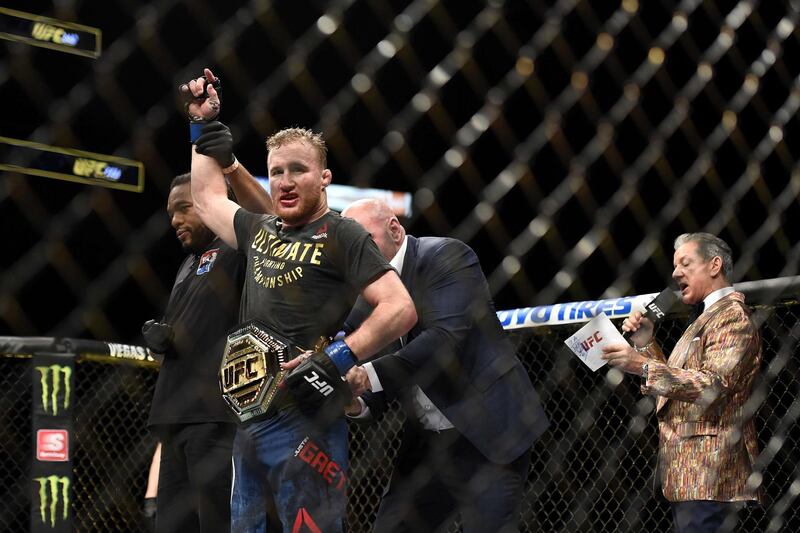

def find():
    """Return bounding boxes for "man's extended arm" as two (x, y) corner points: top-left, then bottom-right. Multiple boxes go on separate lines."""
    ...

(344, 390), (390, 420)
(641, 307), (760, 405)
(228, 163), (273, 214)
(344, 269), (416, 361)
(183, 68), (268, 246)
(191, 118), (272, 216)
(191, 147), (240, 249)
(368, 239), (481, 395)
(283, 257), (414, 407)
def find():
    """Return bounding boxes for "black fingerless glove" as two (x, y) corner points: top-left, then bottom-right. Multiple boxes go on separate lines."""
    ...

(141, 319), (174, 354)
(142, 496), (157, 531)
(284, 351), (351, 418)
(195, 120), (235, 168)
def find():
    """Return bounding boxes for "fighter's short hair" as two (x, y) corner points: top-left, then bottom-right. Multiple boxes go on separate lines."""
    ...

(674, 232), (733, 279)
(266, 127), (328, 169)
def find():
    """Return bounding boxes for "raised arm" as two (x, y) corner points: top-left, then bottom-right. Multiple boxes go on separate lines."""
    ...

(193, 120), (273, 216)
(190, 147), (239, 248)
(182, 67), (271, 243)
(228, 162), (273, 214)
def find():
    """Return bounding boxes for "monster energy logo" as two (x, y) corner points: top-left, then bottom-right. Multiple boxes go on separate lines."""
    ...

(34, 476), (70, 527)
(35, 365), (72, 415)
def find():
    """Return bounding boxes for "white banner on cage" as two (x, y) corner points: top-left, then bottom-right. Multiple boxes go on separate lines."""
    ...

(563, 314), (627, 371)
(497, 293), (658, 330)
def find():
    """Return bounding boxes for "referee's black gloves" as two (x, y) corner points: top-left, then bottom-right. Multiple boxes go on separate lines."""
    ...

(141, 319), (173, 354)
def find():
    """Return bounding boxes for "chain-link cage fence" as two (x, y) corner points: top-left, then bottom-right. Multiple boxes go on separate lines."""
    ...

(504, 302), (800, 533)
(348, 286), (800, 532)
(0, 349), (159, 532)
(1, 1), (798, 339)
(2, 0), (800, 531)
(0, 354), (30, 530)
(72, 358), (158, 531)
(2, 281), (799, 532)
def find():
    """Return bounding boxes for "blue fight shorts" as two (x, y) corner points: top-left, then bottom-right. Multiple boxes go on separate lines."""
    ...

(231, 407), (348, 533)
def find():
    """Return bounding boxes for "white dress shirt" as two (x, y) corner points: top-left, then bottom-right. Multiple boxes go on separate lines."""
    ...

(702, 286), (735, 311)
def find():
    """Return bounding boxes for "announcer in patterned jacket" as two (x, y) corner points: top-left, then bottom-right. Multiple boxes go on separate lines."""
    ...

(602, 232), (762, 533)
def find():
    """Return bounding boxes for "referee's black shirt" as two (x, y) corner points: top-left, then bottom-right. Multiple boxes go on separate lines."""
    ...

(148, 239), (243, 426)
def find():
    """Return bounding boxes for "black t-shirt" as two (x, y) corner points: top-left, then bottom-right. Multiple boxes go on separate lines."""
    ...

(233, 209), (391, 349)
(148, 239), (243, 426)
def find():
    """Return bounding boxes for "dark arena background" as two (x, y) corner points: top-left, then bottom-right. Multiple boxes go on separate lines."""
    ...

(1, 1), (799, 532)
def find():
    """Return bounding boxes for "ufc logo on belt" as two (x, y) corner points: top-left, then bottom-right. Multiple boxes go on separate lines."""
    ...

(304, 371), (334, 396)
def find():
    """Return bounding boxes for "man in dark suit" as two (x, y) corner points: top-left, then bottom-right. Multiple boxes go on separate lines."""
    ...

(341, 199), (550, 533)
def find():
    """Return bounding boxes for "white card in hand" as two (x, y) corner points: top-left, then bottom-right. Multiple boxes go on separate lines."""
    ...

(564, 313), (628, 371)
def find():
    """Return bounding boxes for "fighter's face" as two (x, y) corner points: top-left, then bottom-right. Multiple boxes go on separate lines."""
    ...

(672, 241), (716, 305)
(267, 141), (331, 227)
(167, 183), (215, 253)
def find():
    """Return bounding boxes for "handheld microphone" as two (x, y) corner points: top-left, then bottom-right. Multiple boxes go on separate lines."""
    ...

(622, 287), (680, 341)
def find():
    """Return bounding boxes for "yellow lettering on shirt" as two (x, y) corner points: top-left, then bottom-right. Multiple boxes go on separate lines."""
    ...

(309, 244), (324, 265)
(252, 229), (267, 253)
(257, 266), (303, 289)
(284, 242), (301, 261)
(250, 225), (324, 289)
(298, 243), (313, 262)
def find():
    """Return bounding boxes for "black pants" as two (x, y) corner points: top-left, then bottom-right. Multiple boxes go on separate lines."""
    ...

(373, 425), (531, 533)
(154, 422), (237, 533)
(671, 500), (744, 533)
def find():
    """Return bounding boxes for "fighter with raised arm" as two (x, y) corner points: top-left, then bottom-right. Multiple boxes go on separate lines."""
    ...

(185, 69), (416, 532)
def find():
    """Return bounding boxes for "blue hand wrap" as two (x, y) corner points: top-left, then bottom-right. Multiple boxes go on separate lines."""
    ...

(189, 122), (205, 143)
(324, 340), (357, 375)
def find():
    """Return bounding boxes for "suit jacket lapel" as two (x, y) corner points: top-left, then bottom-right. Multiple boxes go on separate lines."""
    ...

(398, 236), (419, 345)
(668, 296), (743, 369)
(666, 316), (708, 369)
(401, 236), (418, 288)
(656, 293), (742, 413)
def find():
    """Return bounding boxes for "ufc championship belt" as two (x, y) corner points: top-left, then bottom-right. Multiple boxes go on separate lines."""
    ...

(219, 321), (297, 423)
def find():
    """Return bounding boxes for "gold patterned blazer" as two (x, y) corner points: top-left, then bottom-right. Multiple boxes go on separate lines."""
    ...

(640, 291), (762, 503)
